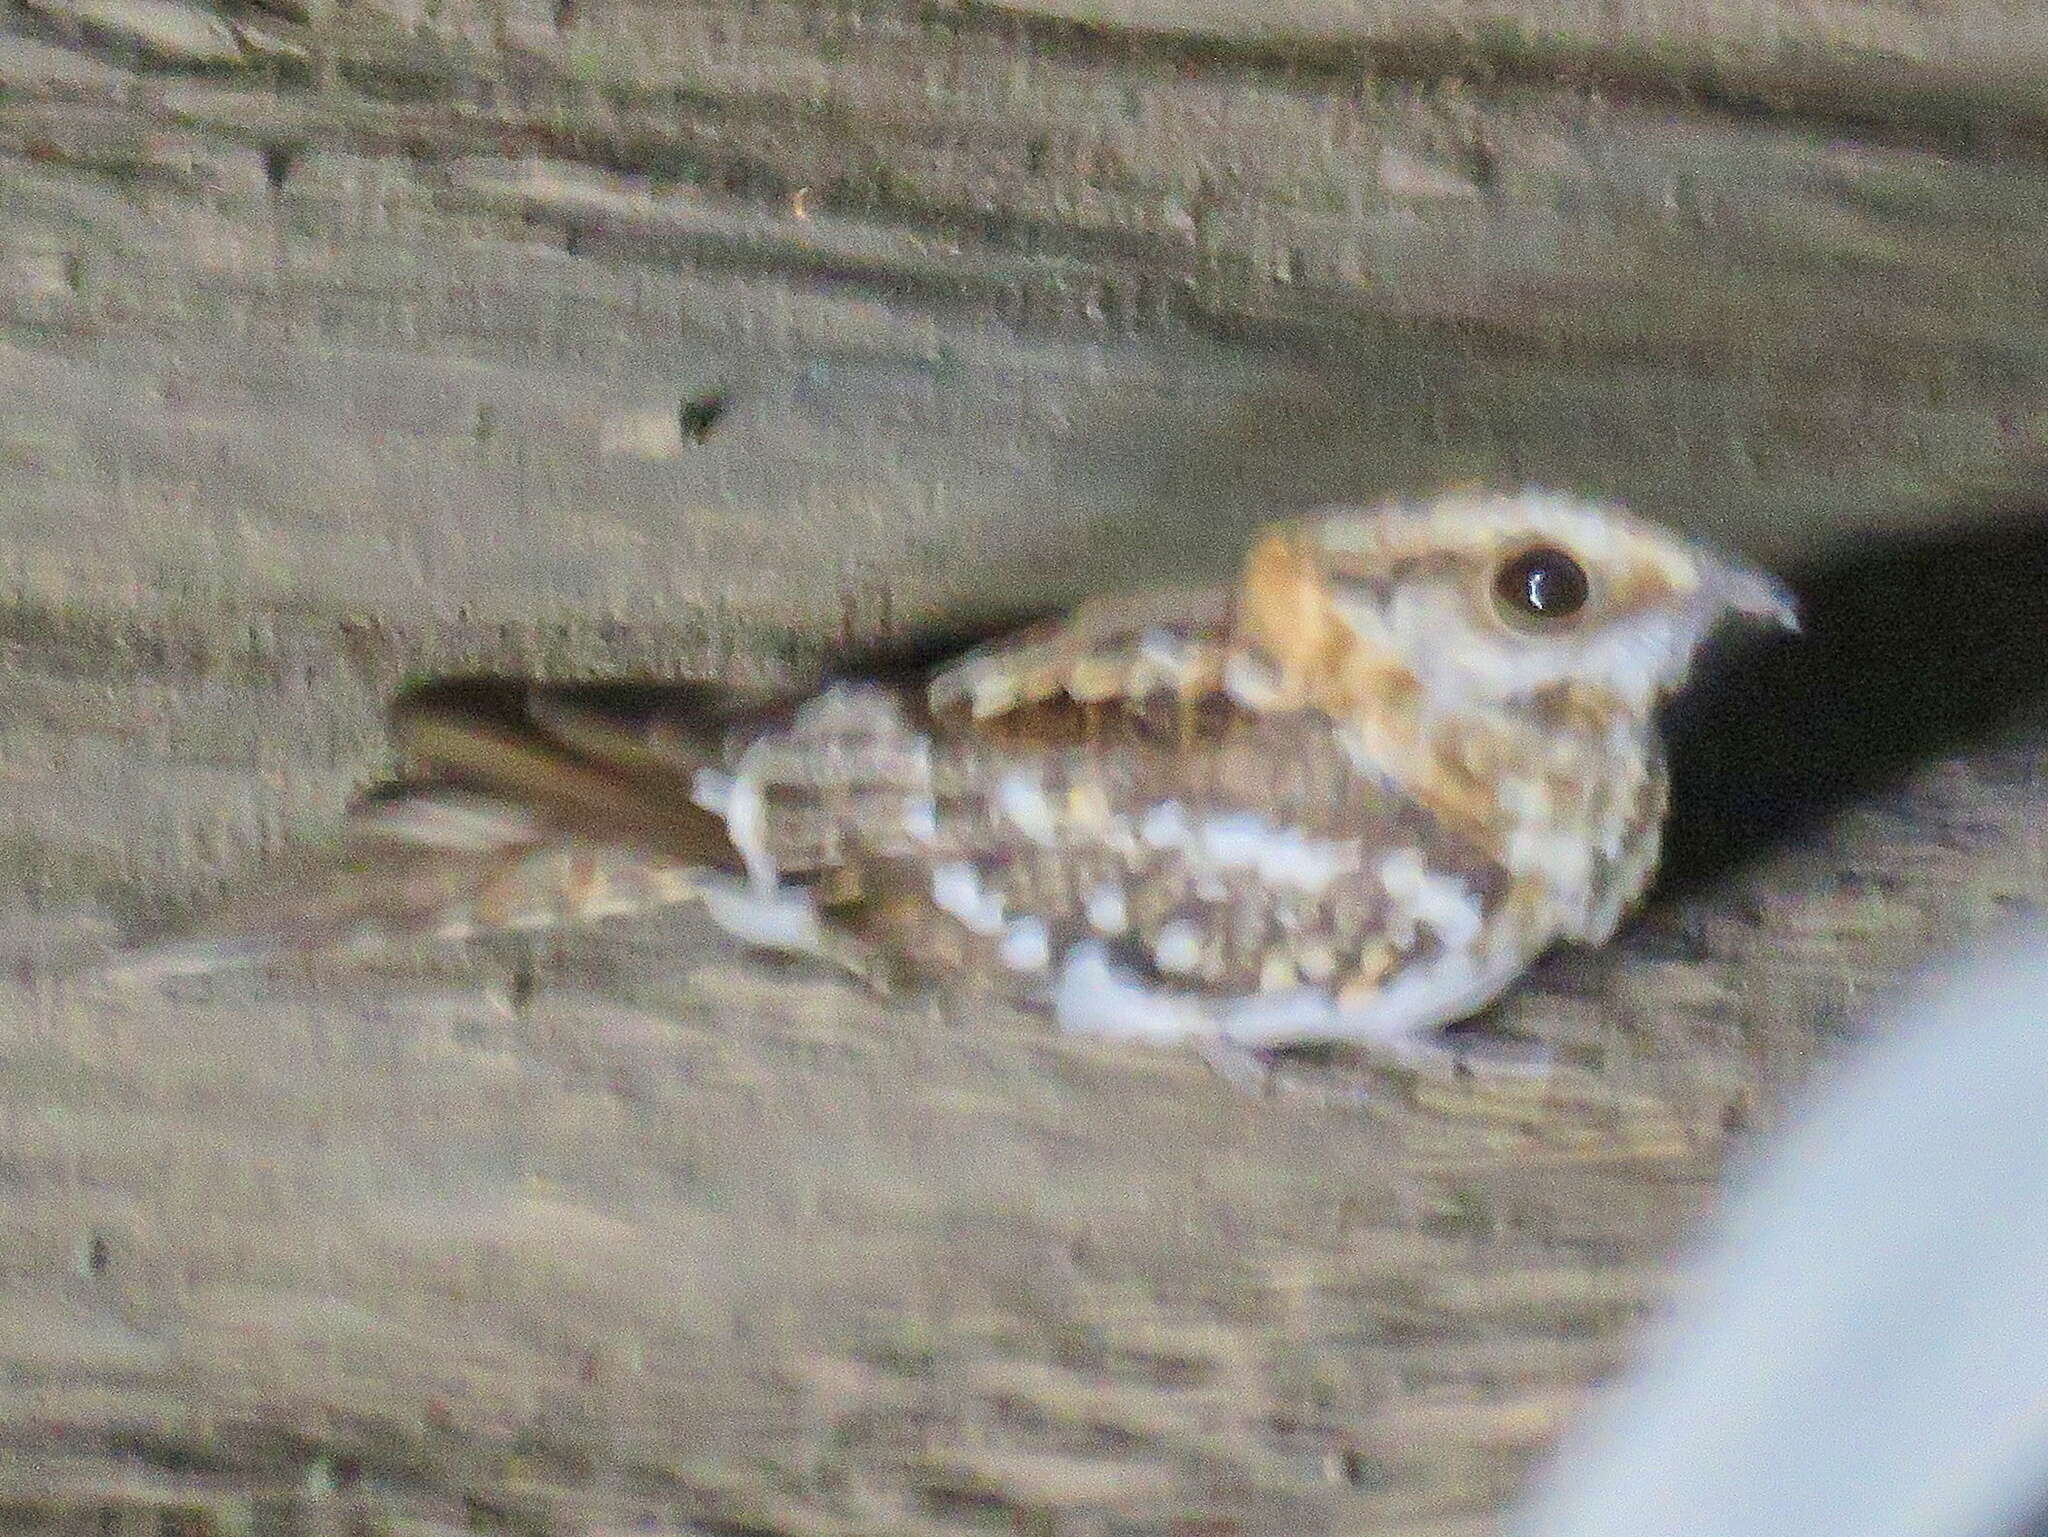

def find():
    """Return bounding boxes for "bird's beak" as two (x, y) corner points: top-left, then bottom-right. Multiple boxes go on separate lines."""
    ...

(1705, 560), (1802, 634)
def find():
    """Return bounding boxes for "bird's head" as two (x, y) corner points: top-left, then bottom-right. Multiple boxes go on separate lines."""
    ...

(1234, 489), (1798, 721)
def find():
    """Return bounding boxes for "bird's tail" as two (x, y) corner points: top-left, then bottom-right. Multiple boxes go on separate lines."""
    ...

(104, 680), (752, 981)
(106, 793), (717, 981)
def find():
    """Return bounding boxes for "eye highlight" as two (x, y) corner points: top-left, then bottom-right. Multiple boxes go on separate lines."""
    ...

(1492, 545), (1590, 624)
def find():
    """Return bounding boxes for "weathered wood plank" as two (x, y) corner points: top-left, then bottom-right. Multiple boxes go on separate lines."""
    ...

(0, 0), (2044, 1530)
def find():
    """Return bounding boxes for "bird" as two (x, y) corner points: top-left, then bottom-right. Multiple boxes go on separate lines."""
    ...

(120, 490), (1798, 1074)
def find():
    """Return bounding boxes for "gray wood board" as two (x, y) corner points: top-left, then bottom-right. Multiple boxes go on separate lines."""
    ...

(0, 0), (2045, 1531)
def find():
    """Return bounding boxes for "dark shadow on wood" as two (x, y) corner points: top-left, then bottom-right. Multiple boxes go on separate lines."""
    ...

(390, 610), (1054, 730)
(1659, 500), (2048, 895)
(820, 611), (1056, 691)
(390, 675), (765, 735)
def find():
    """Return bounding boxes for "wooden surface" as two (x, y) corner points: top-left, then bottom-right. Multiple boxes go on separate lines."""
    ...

(1, 0), (2046, 1530)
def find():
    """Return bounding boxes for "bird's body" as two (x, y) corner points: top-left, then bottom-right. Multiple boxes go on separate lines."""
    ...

(130, 491), (1795, 1068)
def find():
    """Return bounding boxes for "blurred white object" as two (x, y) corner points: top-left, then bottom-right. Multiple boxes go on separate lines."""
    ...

(1511, 923), (2048, 1537)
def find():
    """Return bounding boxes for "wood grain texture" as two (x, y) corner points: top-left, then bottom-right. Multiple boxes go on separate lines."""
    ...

(0, 0), (2045, 1529)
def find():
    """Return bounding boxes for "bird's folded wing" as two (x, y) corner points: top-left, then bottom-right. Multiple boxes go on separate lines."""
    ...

(109, 587), (1246, 979)
(926, 586), (1236, 720)
(388, 678), (756, 866)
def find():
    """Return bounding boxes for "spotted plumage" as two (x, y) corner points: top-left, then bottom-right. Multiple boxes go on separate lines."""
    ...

(125, 490), (1796, 1072)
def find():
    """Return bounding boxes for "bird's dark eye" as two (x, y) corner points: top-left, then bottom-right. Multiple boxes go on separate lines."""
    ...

(1492, 545), (1589, 623)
